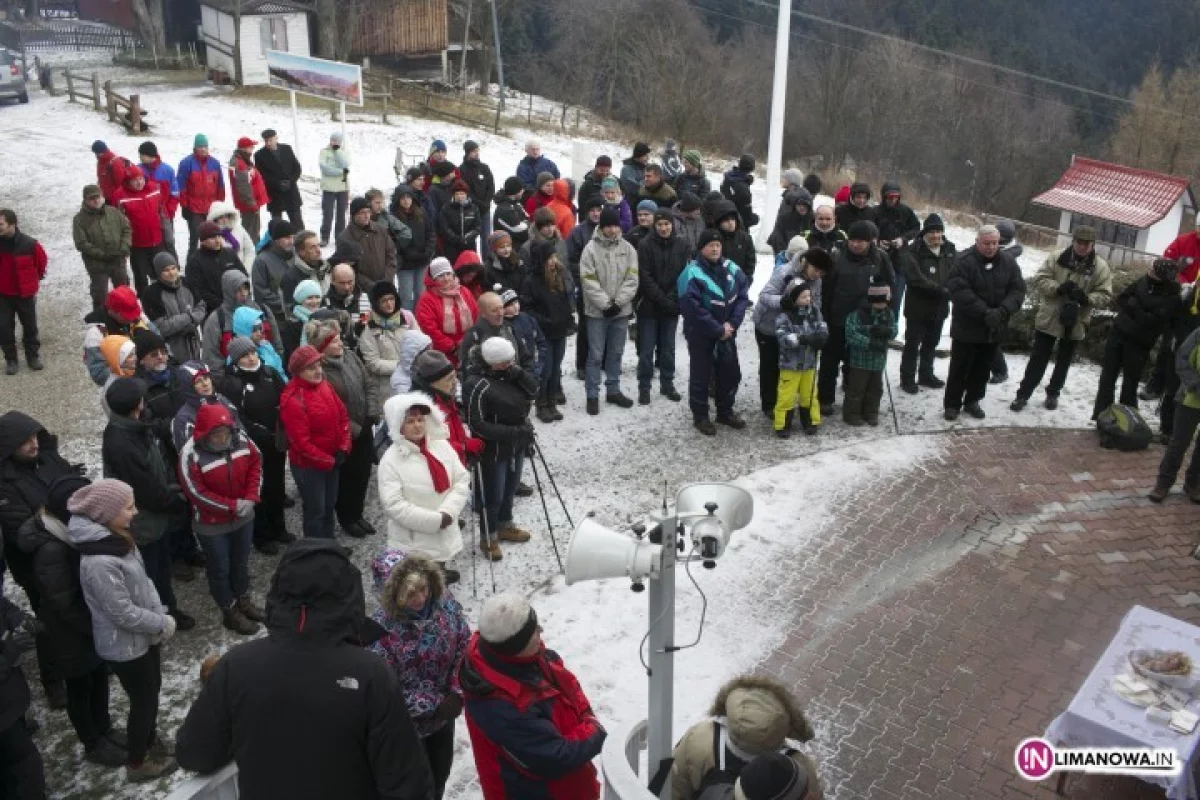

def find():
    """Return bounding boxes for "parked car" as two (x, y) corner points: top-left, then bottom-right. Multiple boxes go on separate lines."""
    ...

(0, 48), (29, 104)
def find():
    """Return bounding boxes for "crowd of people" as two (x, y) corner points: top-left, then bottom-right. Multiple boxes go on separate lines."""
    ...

(1, 118), (1199, 798)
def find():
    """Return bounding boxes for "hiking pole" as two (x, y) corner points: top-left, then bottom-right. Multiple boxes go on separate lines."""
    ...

(527, 449), (564, 572)
(530, 434), (574, 528)
(467, 500), (478, 599)
(472, 462), (497, 594)
(883, 368), (901, 434)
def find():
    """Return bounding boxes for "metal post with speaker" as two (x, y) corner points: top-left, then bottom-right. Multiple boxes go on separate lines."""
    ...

(565, 482), (754, 800)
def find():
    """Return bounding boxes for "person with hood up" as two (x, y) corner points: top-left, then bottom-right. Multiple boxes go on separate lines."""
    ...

(253, 129), (304, 229)
(207, 201), (257, 274)
(369, 551), (470, 799)
(773, 282), (829, 437)
(279, 230), (331, 314)
(339, 196), (399, 294)
(804, 205), (846, 254)
(0, 211), (48, 376)
(767, 188), (814, 257)
(103, 378), (194, 633)
(219, 336), (292, 554)
(545, 179), (577, 241)
(673, 192), (706, 254)
(0, 574), (44, 792)
(378, 393), (470, 576)
(83, 285), (160, 386)
(671, 675), (823, 800)
(111, 164), (168, 296)
(580, 206), (639, 414)
(17, 474), (129, 768)
(619, 142), (652, 203)
(176, 539), (433, 799)
(392, 185), (436, 311)
(897, 214), (956, 394)
(318, 131), (350, 246)
(943, 225), (1026, 421)
(230, 305), (286, 377)
(713, 199), (758, 281)
(678, 230), (752, 435)
(834, 182), (874, 231)
(675, 150), (712, 198)
(492, 177), (530, 253)
(484, 231), (525, 293)
(817, 220), (895, 415)
(661, 139), (684, 183)
(516, 140), (560, 194)
(873, 181), (921, 315)
(461, 591), (606, 800)
(600, 177), (633, 233)
(755, 247), (834, 418)
(201, 269), (282, 371)
(72, 184), (132, 312)
(720, 155), (758, 230)
(636, 209), (689, 405)
(521, 239), (574, 418)
(185, 221), (244, 316)
(359, 280), (419, 414)
(0, 411), (84, 709)
(416, 257), (479, 367)
(250, 219), (297, 329)
(67, 479), (178, 782)
(576, 155), (613, 222)
(1011, 226), (1112, 413)
(141, 252), (204, 363)
(461, 141), (496, 242)
(227, 136), (269, 243)
(438, 181), (482, 267)
(177, 134), (226, 258)
(171, 360), (242, 450)
(523, 171), (557, 218)
(178, 403), (264, 635)
(92, 140), (130, 205)
(280, 345), (351, 540)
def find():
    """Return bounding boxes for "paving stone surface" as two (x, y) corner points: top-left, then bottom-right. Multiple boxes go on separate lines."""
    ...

(758, 427), (1200, 800)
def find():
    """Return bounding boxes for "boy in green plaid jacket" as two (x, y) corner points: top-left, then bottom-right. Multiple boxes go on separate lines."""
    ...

(843, 283), (898, 426)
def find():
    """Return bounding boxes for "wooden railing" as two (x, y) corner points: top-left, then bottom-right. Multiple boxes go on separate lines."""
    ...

(62, 69), (147, 133)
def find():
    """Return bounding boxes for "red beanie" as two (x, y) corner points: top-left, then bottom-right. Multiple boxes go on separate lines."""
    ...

(105, 286), (141, 321)
(288, 344), (322, 375)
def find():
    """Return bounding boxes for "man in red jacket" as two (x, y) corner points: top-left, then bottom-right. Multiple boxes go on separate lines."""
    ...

(1166, 223), (1200, 285)
(113, 167), (166, 294)
(92, 140), (129, 205)
(228, 136), (269, 244)
(461, 591), (606, 800)
(0, 210), (48, 374)
(177, 134), (226, 259)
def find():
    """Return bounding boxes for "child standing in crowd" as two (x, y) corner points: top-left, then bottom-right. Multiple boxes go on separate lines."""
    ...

(773, 283), (828, 437)
(842, 284), (898, 426)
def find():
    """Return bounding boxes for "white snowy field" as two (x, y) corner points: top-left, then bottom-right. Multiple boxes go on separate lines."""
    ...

(0, 72), (1119, 799)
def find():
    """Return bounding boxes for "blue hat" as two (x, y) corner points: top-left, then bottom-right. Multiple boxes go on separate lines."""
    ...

(430, 139), (447, 154)
(637, 199), (658, 213)
(91, 140), (108, 155)
(292, 279), (323, 304)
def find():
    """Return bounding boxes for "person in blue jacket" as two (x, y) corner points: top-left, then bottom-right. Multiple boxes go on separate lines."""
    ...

(678, 229), (751, 435)
(515, 140), (560, 195)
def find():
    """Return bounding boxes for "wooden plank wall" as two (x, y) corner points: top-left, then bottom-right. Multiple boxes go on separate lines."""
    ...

(353, 0), (447, 57)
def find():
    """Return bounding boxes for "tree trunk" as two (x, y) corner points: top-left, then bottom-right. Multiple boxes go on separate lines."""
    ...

(129, 0), (167, 51)
(231, 1), (243, 86)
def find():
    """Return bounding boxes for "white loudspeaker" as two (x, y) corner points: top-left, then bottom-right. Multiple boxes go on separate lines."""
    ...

(675, 483), (754, 532)
(565, 518), (662, 586)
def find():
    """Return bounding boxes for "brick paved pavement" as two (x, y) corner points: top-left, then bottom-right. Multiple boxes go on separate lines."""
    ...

(759, 427), (1200, 800)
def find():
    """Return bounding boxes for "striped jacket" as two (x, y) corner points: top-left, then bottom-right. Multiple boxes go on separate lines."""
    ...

(178, 404), (261, 536)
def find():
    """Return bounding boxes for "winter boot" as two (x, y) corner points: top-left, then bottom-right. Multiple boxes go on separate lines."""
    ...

(536, 402), (557, 423)
(254, 538), (281, 555)
(587, 398), (599, 415)
(498, 525), (531, 543)
(515, 482), (533, 497)
(1148, 483), (1171, 503)
(84, 737), (127, 768)
(918, 373), (945, 389)
(480, 540), (503, 561)
(775, 428), (791, 439)
(126, 756), (177, 783)
(900, 380), (919, 395)
(1044, 393), (1059, 410)
(549, 404), (563, 421)
(222, 606), (261, 636)
(1010, 396), (1028, 412)
(694, 418), (716, 436)
(26, 354), (42, 371)
(235, 596), (265, 623)
(607, 391), (634, 408)
(964, 403), (986, 419)
(661, 385), (681, 402)
(716, 412), (746, 429)
(4, 361), (16, 376)
(553, 390), (566, 405)
(1184, 483), (1200, 504)
(638, 389), (651, 405)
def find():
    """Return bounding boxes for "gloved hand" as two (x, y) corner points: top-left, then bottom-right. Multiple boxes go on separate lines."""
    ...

(279, 180), (292, 192)
(984, 308), (1006, 331)
(160, 614), (177, 641)
(603, 302), (621, 318)
(190, 303), (207, 325)
(431, 694), (464, 723)
(1057, 280), (1077, 297)
(465, 438), (485, 457)
(519, 421), (535, 440)
(439, 512), (453, 529)
(235, 498), (255, 516)
(333, 451), (347, 468)
(782, 333), (799, 348)
(1069, 285), (1089, 305)
(871, 324), (892, 339)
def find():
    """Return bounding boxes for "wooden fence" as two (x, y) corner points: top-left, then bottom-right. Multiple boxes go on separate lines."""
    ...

(63, 69), (146, 133)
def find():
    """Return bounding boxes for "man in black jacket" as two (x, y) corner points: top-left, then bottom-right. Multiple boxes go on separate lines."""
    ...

(636, 209), (689, 405)
(577, 155), (613, 222)
(898, 214), (955, 393)
(0, 411), (83, 708)
(873, 181), (922, 315)
(835, 182), (875, 232)
(818, 220), (895, 414)
(492, 178), (530, 253)
(464, 338), (538, 562)
(0, 593), (41, 795)
(712, 199), (757, 281)
(185, 221), (245, 317)
(254, 130), (304, 229)
(460, 141), (496, 244)
(943, 225), (1026, 420)
(177, 539), (433, 800)
(720, 155), (758, 231)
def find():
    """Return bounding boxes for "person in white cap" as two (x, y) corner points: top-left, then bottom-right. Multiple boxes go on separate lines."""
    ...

(318, 131), (350, 246)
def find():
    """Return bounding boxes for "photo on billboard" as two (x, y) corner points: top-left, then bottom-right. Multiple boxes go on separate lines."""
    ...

(266, 50), (363, 106)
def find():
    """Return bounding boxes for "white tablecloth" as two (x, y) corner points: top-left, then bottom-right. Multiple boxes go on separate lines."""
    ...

(1045, 605), (1200, 799)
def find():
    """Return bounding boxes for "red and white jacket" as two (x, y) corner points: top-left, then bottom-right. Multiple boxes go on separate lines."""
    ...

(112, 181), (165, 249)
(178, 404), (261, 533)
(228, 152), (269, 215)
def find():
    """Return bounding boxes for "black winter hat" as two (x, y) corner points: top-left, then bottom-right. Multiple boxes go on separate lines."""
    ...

(138, 141), (158, 158)
(849, 182), (871, 199)
(581, 193), (604, 212)
(1153, 258), (1180, 281)
(736, 752), (808, 800)
(463, 140), (479, 154)
(785, 281), (813, 308)
(133, 328), (168, 360)
(406, 166), (426, 183)
(653, 209), (675, 225)
(679, 191), (701, 212)
(432, 160), (458, 179)
(46, 474), (91, 524)
(738, 154), (756, 173)
(106, 377), (147, 417)
(261, 128), (278, 140)
(922, 213), (945, 234)
(784, 187), (813, 210)
(599, 206), (622, 228)
(632, 142), (651, 159)
(503, 176), (523, 195)
(847, 220), (879, 242)
(368, 280), (399, 314)
(268, 219), (296, 239)
(803, 173), (822, 195)
(350, 197), (371, 217)
(697, 229), (722, 251)
(595, 155), (613, 167)
(803, 247), (833, 273)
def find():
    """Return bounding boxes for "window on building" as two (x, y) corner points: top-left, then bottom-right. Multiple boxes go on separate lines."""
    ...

(260, 17), (288, 53)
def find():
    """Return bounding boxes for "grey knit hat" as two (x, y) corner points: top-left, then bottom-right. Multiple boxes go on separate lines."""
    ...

(67, 479), (134, 526)
(226, 336), (258, 366)
(413, 349), (454, 383)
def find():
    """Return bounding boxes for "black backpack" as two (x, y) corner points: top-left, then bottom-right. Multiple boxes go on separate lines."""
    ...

(1096, 403), (1152, 451)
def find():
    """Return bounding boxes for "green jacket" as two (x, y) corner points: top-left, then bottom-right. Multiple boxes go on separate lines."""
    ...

(72, 203), (131, 267)
(844, 305), (897, 371)
(1176, 328), (1200, 410)
(1032, 248), (1113, 340)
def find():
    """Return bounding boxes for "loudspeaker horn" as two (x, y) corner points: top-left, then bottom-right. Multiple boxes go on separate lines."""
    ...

(565, 518), (661, 586)
(675, 483), (754, 531)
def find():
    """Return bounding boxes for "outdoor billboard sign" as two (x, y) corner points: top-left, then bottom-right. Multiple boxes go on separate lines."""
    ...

(265, 50), (363, 107)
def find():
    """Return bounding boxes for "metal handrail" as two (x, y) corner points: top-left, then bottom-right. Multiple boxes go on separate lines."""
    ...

(602, 719), (659, 799)
(163, 764), (239, 800)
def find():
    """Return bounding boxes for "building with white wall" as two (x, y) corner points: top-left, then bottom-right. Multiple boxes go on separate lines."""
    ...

(201, 0), (310, 86)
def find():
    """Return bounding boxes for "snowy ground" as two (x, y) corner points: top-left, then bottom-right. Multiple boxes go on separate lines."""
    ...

(0, 72), (1112, 798)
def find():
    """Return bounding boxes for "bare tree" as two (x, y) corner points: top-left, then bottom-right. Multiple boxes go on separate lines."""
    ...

(129, 0), (167, 52)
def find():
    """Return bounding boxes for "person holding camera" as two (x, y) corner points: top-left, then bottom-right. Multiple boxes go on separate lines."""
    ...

(1010, 227), (1112, 413)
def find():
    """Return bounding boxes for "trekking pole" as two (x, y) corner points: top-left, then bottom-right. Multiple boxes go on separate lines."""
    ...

(530, 434), (574, 528)
(527, 449), (564, 572)
(883, 368), (901, 435)
(472, 462), (497, 594)
(467, 500), (478, 599)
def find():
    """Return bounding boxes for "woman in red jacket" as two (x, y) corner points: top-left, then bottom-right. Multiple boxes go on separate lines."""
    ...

(279, 345), (351, 540)
(415, 258), (477, 367)
(112, 167), (165, 295)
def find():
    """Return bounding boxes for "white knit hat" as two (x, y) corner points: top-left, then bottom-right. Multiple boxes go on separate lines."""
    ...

(787, 235), (809, 258)
(429, 257), (453, 280)
(481, 337), (516, 366)
(478, 592), (538, 654)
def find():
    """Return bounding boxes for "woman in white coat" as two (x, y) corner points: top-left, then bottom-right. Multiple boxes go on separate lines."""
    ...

(205, 201), (256, 273)
(378, 392), (470, 583)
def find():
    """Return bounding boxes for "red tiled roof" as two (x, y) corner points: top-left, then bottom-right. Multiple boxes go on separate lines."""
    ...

(1031, 156), (1191, 229)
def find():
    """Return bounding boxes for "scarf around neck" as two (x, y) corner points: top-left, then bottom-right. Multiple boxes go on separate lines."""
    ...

(437, 287), (472, 336)
(416, 436), (450, 493)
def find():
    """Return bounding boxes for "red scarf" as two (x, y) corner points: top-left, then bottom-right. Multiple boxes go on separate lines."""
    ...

(416, 437), (450, 493)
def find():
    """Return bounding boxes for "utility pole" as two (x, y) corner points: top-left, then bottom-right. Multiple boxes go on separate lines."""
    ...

(757, 0), (792, 248)
(488, 0), (505, 111)
(460, 0), (473, 90)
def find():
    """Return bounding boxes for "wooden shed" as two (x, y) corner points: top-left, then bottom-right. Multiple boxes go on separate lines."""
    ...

(351, 0), (447, 57)
(201, 0), (310, 86)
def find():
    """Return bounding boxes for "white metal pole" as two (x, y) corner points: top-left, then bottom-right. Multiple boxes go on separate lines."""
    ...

(646, 518), (677, 799)
(757, 0), (792, 248)
(290, 90), (299, 153)
(340, 102), (347, 148)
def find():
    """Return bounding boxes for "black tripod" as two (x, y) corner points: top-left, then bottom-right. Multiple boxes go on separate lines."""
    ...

(528, 433), (573, 572)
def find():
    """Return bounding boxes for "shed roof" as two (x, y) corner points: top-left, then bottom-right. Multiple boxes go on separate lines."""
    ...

(1031, 156), (1192, 229)
(202, 0), (308, 14)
